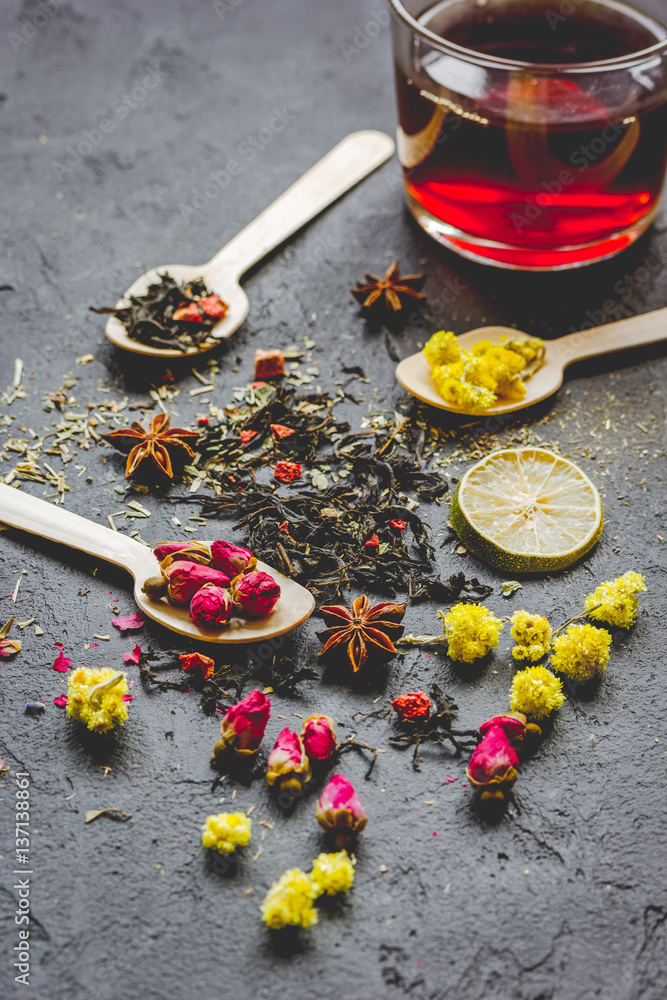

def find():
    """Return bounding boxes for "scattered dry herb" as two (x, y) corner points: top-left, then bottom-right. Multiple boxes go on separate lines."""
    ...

(388, 685), (480, 770)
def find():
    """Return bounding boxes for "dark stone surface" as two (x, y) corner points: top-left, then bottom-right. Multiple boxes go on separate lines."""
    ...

(1, 1), (666, 998)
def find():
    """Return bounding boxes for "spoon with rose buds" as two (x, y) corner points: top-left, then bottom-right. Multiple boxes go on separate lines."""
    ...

(396, 306), (667, 416)
(102, 130), (395, 358)
(0, 484), (314, 643)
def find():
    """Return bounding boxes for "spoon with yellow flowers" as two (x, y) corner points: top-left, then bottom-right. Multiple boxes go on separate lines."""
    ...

(396, 306), (667, 415)
(99, 130), (394, 358)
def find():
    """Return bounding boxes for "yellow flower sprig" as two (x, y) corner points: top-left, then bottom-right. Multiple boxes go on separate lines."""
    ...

(202, 812), (252, 856)
(260, 851), (355, 930)
(66, 667), (129, 733)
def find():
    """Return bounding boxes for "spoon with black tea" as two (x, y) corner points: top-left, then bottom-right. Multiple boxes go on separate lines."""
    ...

(102, 130), (395, 358)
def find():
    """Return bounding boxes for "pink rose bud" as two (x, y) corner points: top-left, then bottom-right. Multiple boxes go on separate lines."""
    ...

(163, 561), (230, 605)
(301, 715), (337, 763)
(479, 712), (538, 743)
(231, 570), (281, 618)
(190, 585), (233, 629)
(392, 691), (431, 721)
(210, 539), (257, 577)
(466, 726), (519, 802)
(153, 541), (211, 565)
(266, 727), (312, 794)
(212, 689), (271, 760)
(316, 774), (367, 848)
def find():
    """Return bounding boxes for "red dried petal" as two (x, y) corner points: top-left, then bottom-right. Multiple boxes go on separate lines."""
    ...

(364, 534), (380, 549)
(112, 612), (145, 633)
(274, 461), (301, 483)
(388, 518), (406, 531)
(173, 303), (202, 322)
(52, 651), (72, 672)
(240, 429), (258, 445)
(198, 295), (228, 319)
(270, 423), (295, 439)
(278, 520), (290, 535)
(123, 645), (142, 665)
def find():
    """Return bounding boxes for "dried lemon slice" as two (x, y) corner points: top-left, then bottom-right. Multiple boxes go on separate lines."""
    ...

(451, 448), (603, 573)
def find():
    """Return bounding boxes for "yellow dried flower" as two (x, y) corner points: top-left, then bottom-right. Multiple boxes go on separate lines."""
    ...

(510, 610), (552, 661)
(426, 333), (542, 411)
(585, 571), (646, 628)
(66, 666), (128, 733)
(423, 330), (461, 367)
(310, 851), (355, 897)
(260, 868), (318, 929)
(201, 812), (251, 856)
(551, 623), (611, 681)
(510, 665), (565, 719)
(431, 366), (496, 413)
(441, 603), (504, 663)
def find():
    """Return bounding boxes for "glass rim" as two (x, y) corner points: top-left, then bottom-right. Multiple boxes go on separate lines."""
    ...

(388, 0), (667, 73)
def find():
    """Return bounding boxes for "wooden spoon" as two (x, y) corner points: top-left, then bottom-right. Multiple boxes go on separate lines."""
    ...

(103, 130), (395, 358)
(396, 306), (667, 415)
(0, 484), (314, 644)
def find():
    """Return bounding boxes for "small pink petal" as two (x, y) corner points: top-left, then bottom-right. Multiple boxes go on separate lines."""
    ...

(90, 642), (99, 648)
(122, 694), (135, 702)
(123, 644), (142, 665)
(112, 612), (145, 633)
(54, 695), (68, 707)
(52, 652), (72, 673)
(444, 776), (456, 783)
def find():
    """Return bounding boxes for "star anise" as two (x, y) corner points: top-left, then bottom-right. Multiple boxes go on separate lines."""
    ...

(102, 412), (200, 480)
(316, 596), (407, 672)
(351, 260), (426, 317)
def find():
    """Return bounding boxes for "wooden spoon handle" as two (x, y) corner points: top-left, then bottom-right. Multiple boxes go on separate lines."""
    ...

(206, 130), (395, 281)
(554, 305), (667, 365)
(0, 483), (144, 575)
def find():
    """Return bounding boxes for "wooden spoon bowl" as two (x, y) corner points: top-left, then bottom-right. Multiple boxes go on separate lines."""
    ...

(0, 484), (314, 643)
(396, 307), (667, 415)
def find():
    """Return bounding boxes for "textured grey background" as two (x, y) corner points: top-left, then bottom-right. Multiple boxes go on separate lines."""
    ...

(1, 1), (666, 998)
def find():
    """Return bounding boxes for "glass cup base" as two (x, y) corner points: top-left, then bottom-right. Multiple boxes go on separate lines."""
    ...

(405, 189), (660, 272)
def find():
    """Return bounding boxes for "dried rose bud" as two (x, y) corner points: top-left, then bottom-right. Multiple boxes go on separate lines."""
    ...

(212, 689), (271, 760)
(210, 539), (256, 577)
(179, 652), (215, 680)
(479, 711), (540, 743)
(316, 774), (367, 849)
(142, 575), (168, 601)
(466, 726), (519, 802)
(173, 302), (202, 322)
(152, 541), (211, 565)
(231, 570), (281, 618)
(266, 727), (312, 795)
(254, 348), (285, 379)
(198, 294), (228, 319)
(190, 585), (233, 630)
(392, 691), (431, 721)
(301, 715), (337, 763)
(163, 561), (230, 605)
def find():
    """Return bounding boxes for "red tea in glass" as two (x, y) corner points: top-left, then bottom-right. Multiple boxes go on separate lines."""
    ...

(390, 0), (667, 269)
